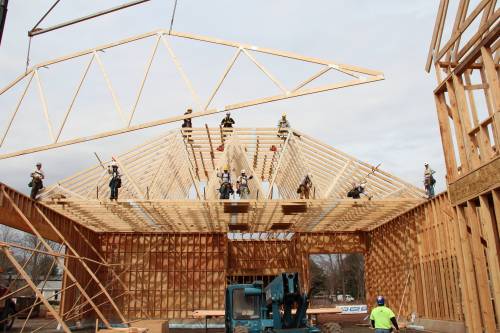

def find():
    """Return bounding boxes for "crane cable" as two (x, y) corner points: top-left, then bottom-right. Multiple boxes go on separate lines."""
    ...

(25, 0), (61, 73)
(168, 0), (178, 35)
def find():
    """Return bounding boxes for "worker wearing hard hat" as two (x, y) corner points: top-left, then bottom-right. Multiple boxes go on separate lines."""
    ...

(29, 162), (45, 200)
(297, 173), (313, 199)
(277, 112), (290, 139)
(423, 162), (436, 199)
(370, 296), (400, 332)
(217, 165), (233, 199)
(347, 182), (370, 199)
(107, 159), (122, 201)
(181, 108), (193, 141)
(221, 112), (235, 128)
(236, 169), (254, 199)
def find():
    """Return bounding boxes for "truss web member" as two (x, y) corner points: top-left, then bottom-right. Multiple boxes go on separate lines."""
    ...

(236, 169), (253, 199)
(370, 296), (400, 332)
(423, 162), (436, 199)
(29, 162), (44, 200)
(108, 160), (121, 201)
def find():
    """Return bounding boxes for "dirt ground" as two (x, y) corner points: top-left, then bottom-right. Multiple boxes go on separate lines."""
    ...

(8, 317), (432, 333)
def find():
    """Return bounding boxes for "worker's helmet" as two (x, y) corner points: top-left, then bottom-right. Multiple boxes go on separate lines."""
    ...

(241, 169), (246, 174)
(424, 162), (429, 166)
(36, 162), (42, 166)
(223, 164), (229, 171)
(282, 112), (286, 117)
(376, 296), (385, 306)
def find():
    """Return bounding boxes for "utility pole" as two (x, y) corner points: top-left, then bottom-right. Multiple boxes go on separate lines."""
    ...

(0, 0), (8, 46)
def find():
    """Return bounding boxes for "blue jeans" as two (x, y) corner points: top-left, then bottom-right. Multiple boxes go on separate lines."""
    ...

(375, 329), (392, 333)
(425, 184), (435, 198)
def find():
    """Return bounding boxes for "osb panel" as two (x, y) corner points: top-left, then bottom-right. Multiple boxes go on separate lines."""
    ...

(366, 193), (463, 322)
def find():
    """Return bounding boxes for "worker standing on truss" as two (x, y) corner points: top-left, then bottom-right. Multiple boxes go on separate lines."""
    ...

(236, 169), (253, 199)
(217, 165), (233, 199)
(370, 296), (400, 332)
(297, 173), (313, 199)
(108, 160), (122, 201)
(29, 162), (44, 200)
(347, 182), (370, 199)
(221, 112), (235, 128)
(423, 162), (436, 199)
(181, 108), (193, 141)
(277, 112), (290, 139)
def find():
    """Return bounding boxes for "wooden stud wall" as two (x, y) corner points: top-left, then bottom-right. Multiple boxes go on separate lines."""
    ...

(366, 193), (463, 322)
(98, 233), (227, 320)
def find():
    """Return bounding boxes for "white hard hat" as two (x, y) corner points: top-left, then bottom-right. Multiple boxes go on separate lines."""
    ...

(424, 162), (429, 166)
(241, 169), (246, 174)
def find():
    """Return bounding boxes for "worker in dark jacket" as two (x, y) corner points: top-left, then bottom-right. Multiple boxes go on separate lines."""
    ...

(108, 160), (121, 200)
(221, 112), (235, 128)
(181, 108), (193, 140)
(182, 108), (193, 128)
(347, 182), (365, 199)
(370, 296), (400, 332)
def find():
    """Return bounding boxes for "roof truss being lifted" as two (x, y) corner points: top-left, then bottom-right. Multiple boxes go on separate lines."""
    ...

(41, 127), (425, 233)
(0, 29), (384, 160)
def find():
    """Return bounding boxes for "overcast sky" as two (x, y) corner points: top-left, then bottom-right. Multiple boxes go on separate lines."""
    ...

(0, 1), (446, 195)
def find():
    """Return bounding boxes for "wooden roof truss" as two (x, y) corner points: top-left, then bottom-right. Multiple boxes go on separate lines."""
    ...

(41, 128), (425, 233)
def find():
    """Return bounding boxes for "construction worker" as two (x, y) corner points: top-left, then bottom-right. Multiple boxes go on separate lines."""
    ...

(29, 162), (44, 200)
(236, 169), (254, 199)
(108, 160), (121, 200)
(297, 173), (313, 199)
(370, 296), (400, 332)
(277, 112), (290, 139)
(423, 162), (436, 199)
(217, 165), (233, 199)
(347, 182), (369, 199)
(181, 108), (193, 141)
(221, 112), (235, 128)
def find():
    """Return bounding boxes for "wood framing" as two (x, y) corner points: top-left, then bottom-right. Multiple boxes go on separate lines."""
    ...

(38, 128), (424, 233)
(426, 2), (500, 331)
(0, 30), (384, 160)
(366, 193), (463, 323)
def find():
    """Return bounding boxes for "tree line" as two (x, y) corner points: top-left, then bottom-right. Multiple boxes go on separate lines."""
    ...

(309, 253), (365, 301)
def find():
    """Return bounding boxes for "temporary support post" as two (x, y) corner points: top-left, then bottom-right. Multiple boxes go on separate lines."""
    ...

(2, 189), (114, 328)
(1, 247), (71, 333)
